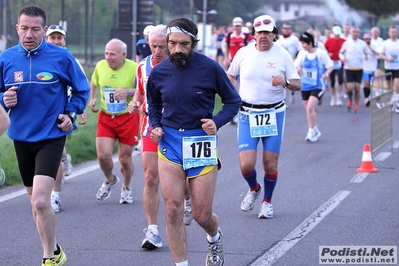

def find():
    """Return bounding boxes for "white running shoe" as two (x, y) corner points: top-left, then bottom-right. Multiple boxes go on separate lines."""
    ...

(119, 187), (133, 204)
(183, 204), (194, 226)
(62, 154), (73, 176)
(330, 95), (336, 106)
(141, 227), (163, 249)
(0, 167), (6, 186)
(290, 92), (295, 105)
(306, 129), (318, 142)
(313, 127), (321, 139)
(51, 193), (61, 213)
(240, 184), (262, 212)
(96, 176), (119, 200)
(336, 97), (343, 106)
(258, 201), (274, 219)
(206, 227), (224, 266)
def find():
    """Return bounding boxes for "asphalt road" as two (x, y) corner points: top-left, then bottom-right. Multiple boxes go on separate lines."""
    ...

(1, 91), (398, 266)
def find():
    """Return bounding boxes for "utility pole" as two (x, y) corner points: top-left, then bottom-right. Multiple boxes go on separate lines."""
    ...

(202, 0), (207, 53)
(132, 0), (137, 60)
(61, 0), (65, 21)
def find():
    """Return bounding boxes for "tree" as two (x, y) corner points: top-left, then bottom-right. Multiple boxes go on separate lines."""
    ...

(153, 0), (263, 26)
(340, 0), (399, 17)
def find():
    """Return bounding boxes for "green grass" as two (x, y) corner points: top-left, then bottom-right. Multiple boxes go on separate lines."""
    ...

(0, 94), (224, 187)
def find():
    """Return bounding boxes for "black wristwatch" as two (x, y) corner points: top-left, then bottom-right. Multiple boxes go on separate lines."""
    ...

(66, 111), (77, 123)
(285, 79), (290, 87)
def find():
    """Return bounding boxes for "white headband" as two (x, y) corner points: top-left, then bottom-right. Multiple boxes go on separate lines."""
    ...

(167, 26), (196, 39)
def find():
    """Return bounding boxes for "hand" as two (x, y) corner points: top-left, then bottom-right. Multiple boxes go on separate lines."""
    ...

(128, 101), (141, 114)
(150, 127), (164, 143)
(271, 75), (285, 87)
(78, 112), (87, 125)
(89, 98), (99, 113)
(57, 114), (73, 132)
(114, 88), (128, 101)
(3, 86), (18, 108)
(201, 118), (217, 135)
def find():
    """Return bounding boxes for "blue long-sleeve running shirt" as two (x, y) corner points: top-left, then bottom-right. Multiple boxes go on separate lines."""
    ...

(0, 39), (90, 142)
(146, 52), (241, 130)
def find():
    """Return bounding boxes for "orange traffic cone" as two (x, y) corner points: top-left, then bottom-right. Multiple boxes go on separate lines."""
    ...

(357, 144), (378, 173)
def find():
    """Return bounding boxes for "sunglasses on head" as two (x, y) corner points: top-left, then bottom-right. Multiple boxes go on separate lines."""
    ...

(254, 19), (272, 28)
(48, 25), (65, 31)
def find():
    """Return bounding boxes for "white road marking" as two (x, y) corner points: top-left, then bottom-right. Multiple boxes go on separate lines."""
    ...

(350, 173), (369, 183)
(250, 190), (351, 266)
(0, 153), (125, 203)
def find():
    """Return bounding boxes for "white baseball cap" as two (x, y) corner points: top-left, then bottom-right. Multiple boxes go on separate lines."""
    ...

(232, 17), (243, 26)
(253, 15), (276, 32)
(143, 25), (155, 36)
(46, 25), (66, 37)
(332, 26), (342, 36)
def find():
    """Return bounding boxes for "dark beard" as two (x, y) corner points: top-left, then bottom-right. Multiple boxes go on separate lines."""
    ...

(169, 51), (193, 68)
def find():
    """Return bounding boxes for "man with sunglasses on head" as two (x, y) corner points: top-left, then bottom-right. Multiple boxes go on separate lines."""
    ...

(0, 5), (89, 265)
(45, 24), (88, 213)
(228, 14), (301, 220)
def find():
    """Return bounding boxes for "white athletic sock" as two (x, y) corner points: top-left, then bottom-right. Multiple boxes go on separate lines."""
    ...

(207, 232), (220, 243)
(175, 260), (188, 266)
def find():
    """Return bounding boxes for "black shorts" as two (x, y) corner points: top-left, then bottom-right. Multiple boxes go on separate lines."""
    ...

(301, 89), (324, 101)
(13, 136), (66, 187)
(385, 69), (399, 80)
(329, 68), (344, 87)
(345, 69), (363, 83)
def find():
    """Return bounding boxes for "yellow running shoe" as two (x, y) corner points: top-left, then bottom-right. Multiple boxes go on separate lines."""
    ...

(42, 258), (56, 266)
(54, 245), (67, 266)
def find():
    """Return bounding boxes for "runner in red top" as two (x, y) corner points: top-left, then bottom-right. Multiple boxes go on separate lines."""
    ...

(324, 26), (346, 106)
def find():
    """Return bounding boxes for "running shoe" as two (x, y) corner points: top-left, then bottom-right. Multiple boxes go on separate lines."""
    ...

(206, 227), (224, 266)
(306, 129), (318, 142)
(395, 102), (399, 114)
(330, 95), (336, 106)
(0, 167), (5, 186)
(96, 176), (119, 200)
(353, 104), (359, 113)
(240, 184), (262, 212)
(51, 193), (61, 213)
(42, 258), (56, 266)
(62, 154), (73, 176)
(290, 91), (295, 105)
(313, 127), (321, 139)
(258, 201), (274, 219)
(54, 245), (67, 266)
(336, 97), (343, 106)
(183, 204), (194, 226)
(134, 139), (142, 152)
(347, 100), (352, 111)
(141, 227), (163, 249)
(364, 97), (370, 107)
(119, 186), (133, 204)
